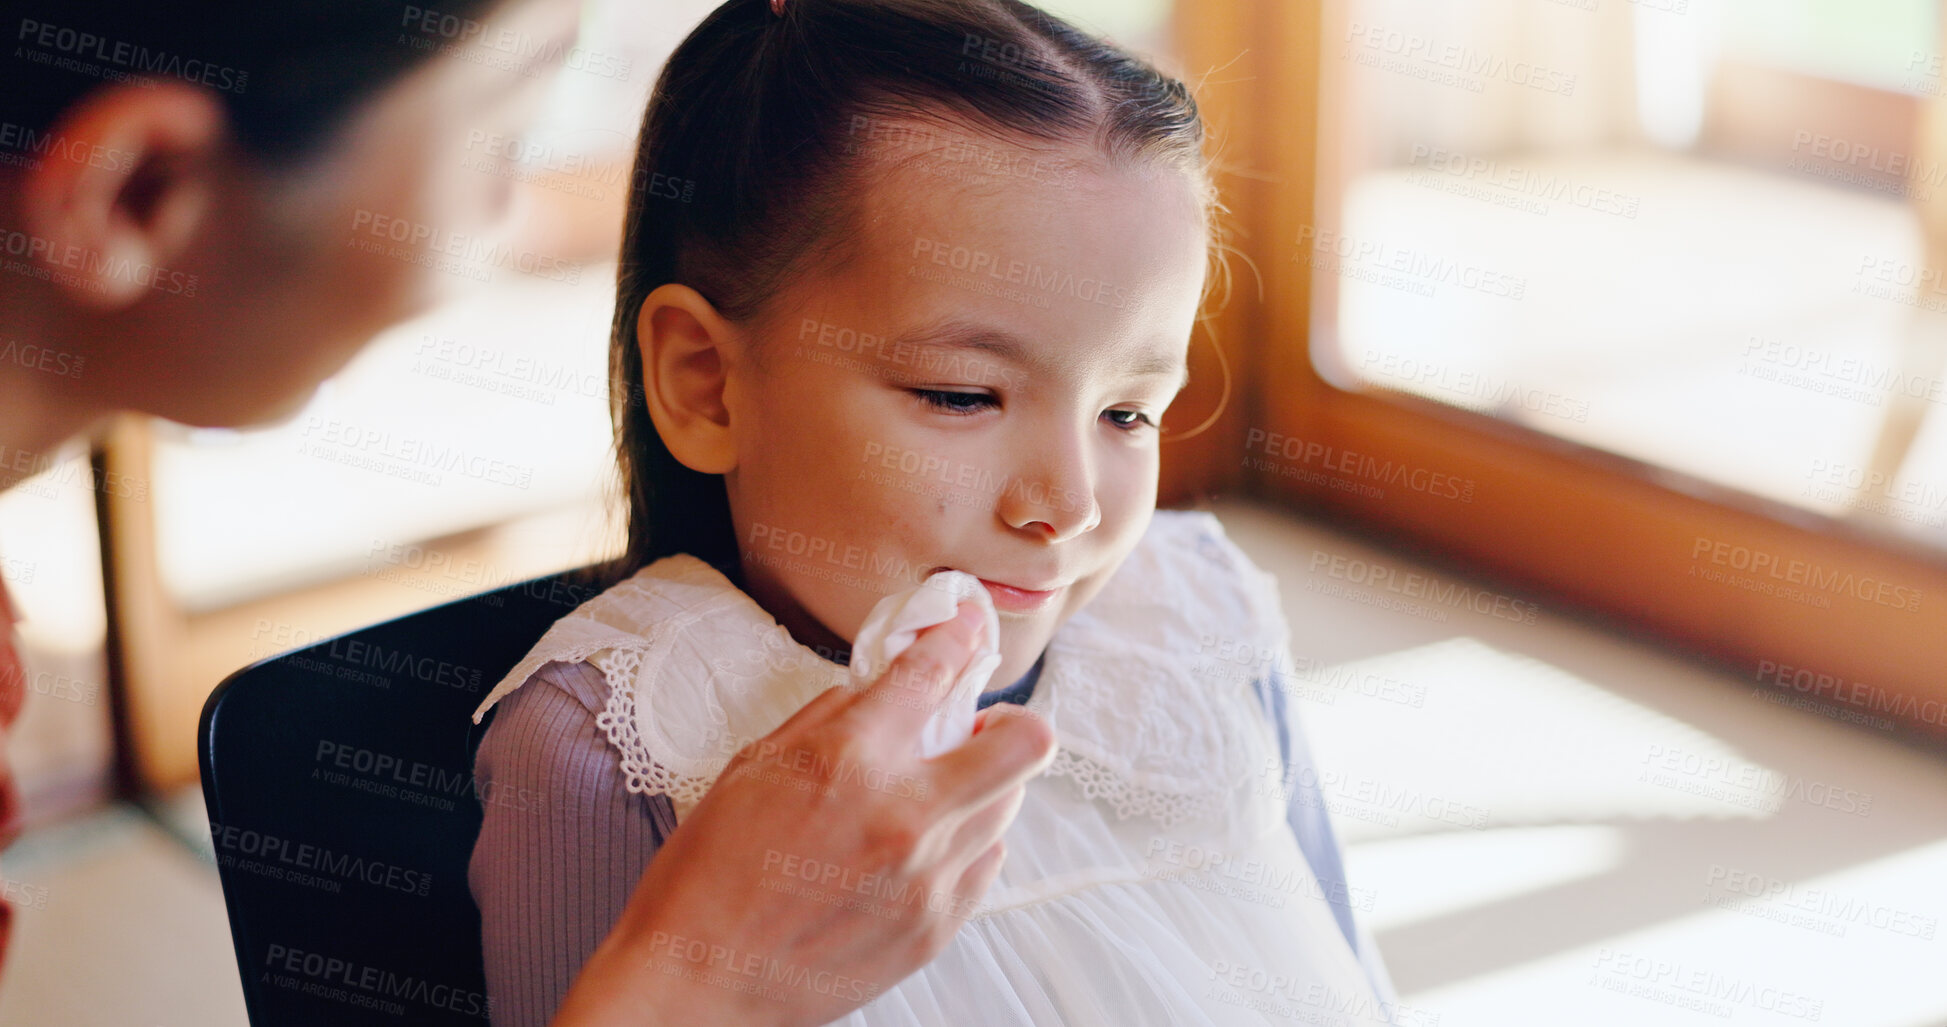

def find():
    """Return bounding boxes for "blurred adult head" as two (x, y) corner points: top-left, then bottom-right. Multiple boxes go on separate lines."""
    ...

(0, 0), (571, 451)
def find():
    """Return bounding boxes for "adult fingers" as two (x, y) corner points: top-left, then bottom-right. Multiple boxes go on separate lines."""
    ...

(949, 839), (1008, 919)
(836, 598), (984, 748)
(713, 682), (857, 783)
(926, 705), (1056, 812)
(746, 678), (856, 752)
(940, 782), (1025, 877)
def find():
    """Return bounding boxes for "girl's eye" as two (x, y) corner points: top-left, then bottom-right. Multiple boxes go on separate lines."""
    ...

(912, 389), (997, 415)
(911, 390), (1155, 430)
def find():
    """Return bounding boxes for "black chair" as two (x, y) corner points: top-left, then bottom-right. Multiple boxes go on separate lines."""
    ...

(198, 568), (603, 1026)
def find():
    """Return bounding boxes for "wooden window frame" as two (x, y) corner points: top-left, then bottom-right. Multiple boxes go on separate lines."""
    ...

(1161, 0), (1947, 739)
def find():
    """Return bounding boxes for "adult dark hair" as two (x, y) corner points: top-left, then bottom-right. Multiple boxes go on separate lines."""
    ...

(1, 0), (504, 160)
(606, 0), (1212, 582)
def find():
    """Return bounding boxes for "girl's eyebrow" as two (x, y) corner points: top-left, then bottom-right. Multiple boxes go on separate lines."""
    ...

(895, 319), (1191, 393)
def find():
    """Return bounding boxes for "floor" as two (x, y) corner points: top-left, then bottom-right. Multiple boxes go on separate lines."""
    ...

(2, 495), (1943, 1026)
(1208, 498), (1947, 1027)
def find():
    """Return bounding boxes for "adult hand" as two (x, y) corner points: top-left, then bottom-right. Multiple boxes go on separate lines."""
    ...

(550, 598), (1057, 1027)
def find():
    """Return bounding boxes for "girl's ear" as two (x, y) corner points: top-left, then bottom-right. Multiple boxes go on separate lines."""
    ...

(636, 283), (741, 474)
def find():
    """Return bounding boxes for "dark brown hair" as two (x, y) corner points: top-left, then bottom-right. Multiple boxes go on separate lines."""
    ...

(606, 0), (1214, 582)
(1, 0), (508, 162)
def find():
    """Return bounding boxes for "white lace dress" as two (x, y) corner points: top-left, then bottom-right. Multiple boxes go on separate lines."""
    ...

(471, 510), (1399, 1026)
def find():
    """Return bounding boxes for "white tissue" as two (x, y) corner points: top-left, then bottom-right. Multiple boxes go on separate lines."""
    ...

(848, 570), (1003, 758)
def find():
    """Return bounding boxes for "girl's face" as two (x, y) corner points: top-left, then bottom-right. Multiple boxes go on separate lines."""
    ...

(721, 126), (1210, 692)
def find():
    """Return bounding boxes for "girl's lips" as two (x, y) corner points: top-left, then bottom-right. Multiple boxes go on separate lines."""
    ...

(925, 566), (1067, 613)
(977, 577), (1064, 613)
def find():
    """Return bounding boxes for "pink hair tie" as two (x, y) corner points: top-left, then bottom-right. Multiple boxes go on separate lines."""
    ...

(771, 0), (787, 14)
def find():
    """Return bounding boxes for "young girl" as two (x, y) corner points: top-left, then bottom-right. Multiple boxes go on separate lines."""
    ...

(469, 0), (1399, 1023)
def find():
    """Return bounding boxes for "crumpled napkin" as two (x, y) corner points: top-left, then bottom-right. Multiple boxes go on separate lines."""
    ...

(849, 569), (1003, 758)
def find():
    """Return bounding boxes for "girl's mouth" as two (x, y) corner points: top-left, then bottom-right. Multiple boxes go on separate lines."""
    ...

(976, 577), (1064, 614)
(927, 565), (1067, 614)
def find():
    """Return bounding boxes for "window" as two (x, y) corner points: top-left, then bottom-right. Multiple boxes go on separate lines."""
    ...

(1171, 0), (1946, 736)
(1319, 0), (1947, 550)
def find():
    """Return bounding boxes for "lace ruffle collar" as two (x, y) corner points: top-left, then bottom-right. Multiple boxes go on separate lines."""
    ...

(473, 511), (1289, 833)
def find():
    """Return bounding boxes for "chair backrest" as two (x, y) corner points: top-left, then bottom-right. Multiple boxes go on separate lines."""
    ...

(198, 568), (602, 1026)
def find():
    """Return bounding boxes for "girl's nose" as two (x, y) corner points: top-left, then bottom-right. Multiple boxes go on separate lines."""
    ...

(997, 439), (1101, 543)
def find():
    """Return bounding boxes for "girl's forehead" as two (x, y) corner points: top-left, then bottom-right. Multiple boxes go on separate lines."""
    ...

(765, 115), (1211, 384)
(846, 131), (1207, 268)
(844, 113), (1097, 184)
(786, 143), (1207, 391)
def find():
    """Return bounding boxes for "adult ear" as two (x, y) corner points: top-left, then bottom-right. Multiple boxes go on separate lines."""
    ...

(17, 80), (226, 309)
(636, 283), (742, 474)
